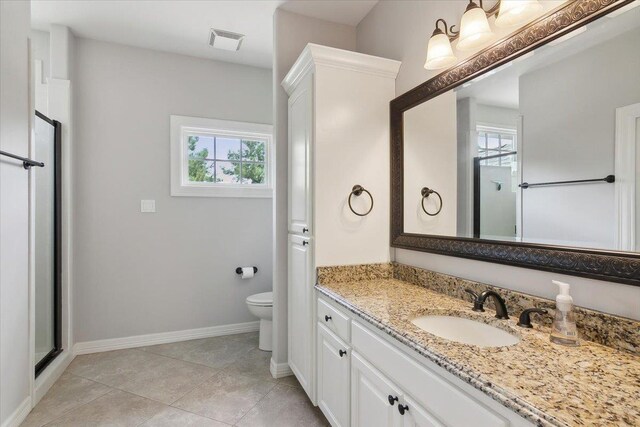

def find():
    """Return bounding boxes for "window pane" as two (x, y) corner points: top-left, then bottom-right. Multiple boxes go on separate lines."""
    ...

(188, 159), (215, 182)
(501, 135), (514, 151)
(240, 163), (265, 184)
(216, 138), (241, 161)
(477, 133), (487, 149)
(241, 140), (266, 163)
(216, 161), (241, 183)
(486, 134), (501, 149)
(187, 135), (215, 160)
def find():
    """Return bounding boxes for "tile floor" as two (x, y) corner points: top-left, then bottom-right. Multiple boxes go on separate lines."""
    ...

(23, 332), (328, 427)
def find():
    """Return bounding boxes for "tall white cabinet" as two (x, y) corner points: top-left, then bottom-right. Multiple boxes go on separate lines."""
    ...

(283, 44), (400, 404)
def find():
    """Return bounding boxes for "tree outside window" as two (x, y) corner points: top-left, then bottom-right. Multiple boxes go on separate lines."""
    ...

(187, 135), (267, 185)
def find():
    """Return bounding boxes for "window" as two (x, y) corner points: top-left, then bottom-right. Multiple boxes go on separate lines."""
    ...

(476, 124), (517, 167)
(171, 115), (273, 198)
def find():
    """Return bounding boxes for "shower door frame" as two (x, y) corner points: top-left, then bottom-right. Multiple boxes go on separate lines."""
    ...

(34, 110), (63, 378)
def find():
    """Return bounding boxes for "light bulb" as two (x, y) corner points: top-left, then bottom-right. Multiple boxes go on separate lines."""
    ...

(495, 0), (543, 27)
(457, 1), (494, 51)
(424, 29), (458, 70)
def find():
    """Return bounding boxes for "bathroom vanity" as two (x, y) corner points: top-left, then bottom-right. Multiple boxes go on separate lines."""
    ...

(314, 264), (640, 427)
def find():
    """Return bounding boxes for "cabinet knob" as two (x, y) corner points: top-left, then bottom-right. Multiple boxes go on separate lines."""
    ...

(302, 241), (309, 246)
(387, 395), (398, 406)
(398, 404), (409, 415)
(338, 349), (347, 357)
(302, 227), (309, 233)
(325, 315), (332, 322)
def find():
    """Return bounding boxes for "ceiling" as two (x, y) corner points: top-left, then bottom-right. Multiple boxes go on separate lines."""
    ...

(31, 0), (378, 69)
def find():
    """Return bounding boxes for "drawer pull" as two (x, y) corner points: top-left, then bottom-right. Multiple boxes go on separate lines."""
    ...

(324, 315), (332, 322)
(302, 227), (309, 233)
(302, 240), (309, 246)
(398, 404), (409, 415)
(388, 395), (398, 406)
(338, 349), (347, 357)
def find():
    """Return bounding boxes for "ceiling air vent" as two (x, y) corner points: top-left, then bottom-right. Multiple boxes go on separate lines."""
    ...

(209, 29), (245, 52)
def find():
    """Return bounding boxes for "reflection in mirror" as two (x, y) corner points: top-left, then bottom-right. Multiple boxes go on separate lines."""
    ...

(403, 5), (640, 252)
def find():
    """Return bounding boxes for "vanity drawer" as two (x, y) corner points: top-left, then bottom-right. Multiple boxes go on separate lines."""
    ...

(317, 298), (351, 342)
(352, 321), (507, 427)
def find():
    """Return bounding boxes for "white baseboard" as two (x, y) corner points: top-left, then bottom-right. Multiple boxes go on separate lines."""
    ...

(1, 396), (31, 427)
(270, 357), (293, 378)
(73, 321), (260, 355)
(34, 351), (74, 404)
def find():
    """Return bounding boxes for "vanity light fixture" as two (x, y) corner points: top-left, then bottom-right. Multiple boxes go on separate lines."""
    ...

(457, 1), (494, 51)
(424, 0), (542, 70)
(424, 19), (458, 70)
(495, 0), (543, 27)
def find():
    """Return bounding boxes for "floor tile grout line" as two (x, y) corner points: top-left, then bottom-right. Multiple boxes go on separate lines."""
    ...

(165, 368), (220, 406)
(129, 346), (236, 371)
(231, 380), (282, 426)
(40, 386), (118, 427)
(73, 339), (271, 384)
(64, 370), (183, 407)
(132, 340), (261, 372)
(169, 373), (279, 426)
(163, 405), (235, 426)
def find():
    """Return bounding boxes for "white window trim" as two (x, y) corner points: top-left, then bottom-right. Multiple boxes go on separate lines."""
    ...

(170, 115), (273, 198)
(476, 123), (517, 136)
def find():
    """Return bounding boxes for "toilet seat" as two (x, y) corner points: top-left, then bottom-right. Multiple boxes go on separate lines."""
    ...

(246, 291), (273, 307)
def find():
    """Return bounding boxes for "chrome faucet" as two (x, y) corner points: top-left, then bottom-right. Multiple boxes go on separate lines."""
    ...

(464, 289), (509, 320)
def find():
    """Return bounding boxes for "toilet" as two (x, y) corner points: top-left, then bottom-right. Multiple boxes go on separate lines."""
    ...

(246, 291), (273, 351)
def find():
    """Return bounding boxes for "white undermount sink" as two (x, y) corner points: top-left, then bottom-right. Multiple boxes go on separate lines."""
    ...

(412, 315), (520, 348)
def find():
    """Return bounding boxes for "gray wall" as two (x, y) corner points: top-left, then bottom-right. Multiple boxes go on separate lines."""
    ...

(73, 39), (273, 342)
(1, 0), (31, 422)
(356, 1), (640, 319)
(520, 28), (640, 249)
(356, 1), (464, 95)
(272, 9), (356, 366)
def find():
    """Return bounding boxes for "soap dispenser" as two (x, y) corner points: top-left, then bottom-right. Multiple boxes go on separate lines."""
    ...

(550, 280), (579, 346)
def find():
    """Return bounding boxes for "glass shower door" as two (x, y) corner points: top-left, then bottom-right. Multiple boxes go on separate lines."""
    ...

(34, 111), (62, 376)
(473, 152), (519, 241)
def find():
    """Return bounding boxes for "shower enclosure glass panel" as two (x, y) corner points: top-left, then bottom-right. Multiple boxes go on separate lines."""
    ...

(474, 152), (518, 241)
(34, 111), (62, 376)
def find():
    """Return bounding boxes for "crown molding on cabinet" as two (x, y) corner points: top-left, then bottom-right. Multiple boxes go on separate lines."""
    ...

(282, 43), (401, 95)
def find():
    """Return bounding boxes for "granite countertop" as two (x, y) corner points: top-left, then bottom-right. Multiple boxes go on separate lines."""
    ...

(316, 278), (640, 427)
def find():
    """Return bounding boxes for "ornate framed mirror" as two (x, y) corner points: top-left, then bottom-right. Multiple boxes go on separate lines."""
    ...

(390, 0), (640, 286)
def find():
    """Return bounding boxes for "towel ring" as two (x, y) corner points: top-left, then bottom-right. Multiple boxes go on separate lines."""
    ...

(348, 185), (373, 217)
(421, 187), (442, 216)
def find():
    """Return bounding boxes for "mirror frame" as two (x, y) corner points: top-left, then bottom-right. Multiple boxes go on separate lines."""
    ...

(390, 0), (640, 287)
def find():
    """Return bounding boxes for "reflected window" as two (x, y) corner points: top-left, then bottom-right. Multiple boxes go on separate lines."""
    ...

(477, 125), (517, 167)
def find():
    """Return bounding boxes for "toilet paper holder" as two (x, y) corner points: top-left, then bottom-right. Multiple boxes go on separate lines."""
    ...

(236, 266), (258, 275)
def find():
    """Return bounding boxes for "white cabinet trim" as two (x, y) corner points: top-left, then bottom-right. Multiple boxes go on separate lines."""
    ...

(282, 44), (401, 95)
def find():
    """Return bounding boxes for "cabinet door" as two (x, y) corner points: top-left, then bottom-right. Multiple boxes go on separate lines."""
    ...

(401, 395), (444, 427)
(288, 73), (313, 235)
(351, 351), (402, 427)
(288, 234), (314, 400)
(317, 324), (350, 427)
